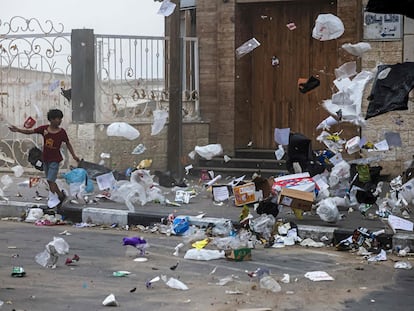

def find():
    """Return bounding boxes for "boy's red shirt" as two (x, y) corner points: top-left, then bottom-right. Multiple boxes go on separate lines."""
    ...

(33, 125), (69, 163)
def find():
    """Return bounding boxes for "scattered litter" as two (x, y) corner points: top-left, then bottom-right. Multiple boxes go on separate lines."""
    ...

(304, 271), (334, 281)
(102, 293), (119, 306)
(259, 275), (281, 292)
(133, 257), (148, 262)
(113, 271), (131, 277)
(184, 248), (225, 261)
(236, 38), (261, 59)
(164, 276), (189, 290)
(394, 261), (412, 270)
(300, 238), (325, 248)
(367, 249), (387, 262)
(146, 276), (161, 288)
(35, 237), (70, 269)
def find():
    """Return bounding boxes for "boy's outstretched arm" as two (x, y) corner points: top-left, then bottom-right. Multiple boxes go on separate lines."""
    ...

(66, 141), (80, 162)
(8, 125), (35, 135)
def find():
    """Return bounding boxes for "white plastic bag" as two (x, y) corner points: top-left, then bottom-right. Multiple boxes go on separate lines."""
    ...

(184, 248), (225, 261)
(11, 165), (24, 177)
(342, 42), (371, 57)
(106, 122), (140, 140)
(193, 144), (223, 160)
(151, 109), (168, 135)
(165, 277), (189, 290)
(316, 198), (341, 223)
(312, 14), (344, 41)
(25, 208), (44, 223)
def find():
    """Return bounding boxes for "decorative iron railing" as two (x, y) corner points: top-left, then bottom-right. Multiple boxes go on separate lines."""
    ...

(0, 17), (200, 171)
(95, 34), (200, 122)
(0, 17), (72, 171)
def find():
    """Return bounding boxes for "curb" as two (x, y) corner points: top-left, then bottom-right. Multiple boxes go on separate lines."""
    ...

(1, 201), (412, 250)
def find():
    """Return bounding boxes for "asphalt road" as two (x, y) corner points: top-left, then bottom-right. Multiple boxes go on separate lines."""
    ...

(0, 221), (413, 311)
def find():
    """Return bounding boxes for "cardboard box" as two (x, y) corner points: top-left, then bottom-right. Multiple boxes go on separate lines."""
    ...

(278, 187), (314, 211)
(225, 248), (252, 261)
(233, 182), (257, 206)
(272, 172), (316, 193)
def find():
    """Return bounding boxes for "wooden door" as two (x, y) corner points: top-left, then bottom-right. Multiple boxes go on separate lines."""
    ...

(247, 0), (339, 149)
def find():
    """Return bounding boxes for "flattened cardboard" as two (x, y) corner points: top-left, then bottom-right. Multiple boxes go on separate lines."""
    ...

(225, 248), (252, 261)
(233, 182), (257, 206)
(278, 187), (314, 211)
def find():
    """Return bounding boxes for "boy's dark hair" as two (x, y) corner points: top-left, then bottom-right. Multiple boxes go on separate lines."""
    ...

(47, 109), (64, 121)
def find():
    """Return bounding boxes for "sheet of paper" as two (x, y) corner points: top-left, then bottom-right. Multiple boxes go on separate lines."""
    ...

(96, 172), (116, 190)
(374, 139), (389, 151)
(212, 186), (229, 202)
(388, 214), (414, 233)
(384, 131), (402, 147)
(274, 128), (290, 145)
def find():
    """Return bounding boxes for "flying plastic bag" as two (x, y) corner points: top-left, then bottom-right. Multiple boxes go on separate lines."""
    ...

(106, 122), (140, 140)
(342, 42), (371, 57)
(151, 109), (168, 135)
(312, 14), (344, 41)
(191, 144), (223, 160)
(323, 71), (373, 126)
(35, 237), (69, 268)
(334, 61), (357, 80)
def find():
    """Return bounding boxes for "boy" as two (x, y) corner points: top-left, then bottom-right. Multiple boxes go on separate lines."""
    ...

(9, 109), (80, 207)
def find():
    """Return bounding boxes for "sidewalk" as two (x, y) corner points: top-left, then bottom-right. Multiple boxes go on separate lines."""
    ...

(0, 174), (410, 249)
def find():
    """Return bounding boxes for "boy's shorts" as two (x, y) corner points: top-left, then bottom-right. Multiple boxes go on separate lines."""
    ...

(44, 162), (59, 182)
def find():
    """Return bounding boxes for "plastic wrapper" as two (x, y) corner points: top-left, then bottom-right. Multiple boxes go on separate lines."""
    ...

(250, 214), (275, 239)
(35, 237), (69, 268)
(106, 122), (140, 140)
(235, 38), (261, 59)
(165, 277), (189, 290)
(259, 275), (281, 292)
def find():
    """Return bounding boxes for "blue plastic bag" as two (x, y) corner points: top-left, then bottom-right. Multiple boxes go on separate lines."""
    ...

(172, 216), (189, 235)
(63, 168), (94, 193)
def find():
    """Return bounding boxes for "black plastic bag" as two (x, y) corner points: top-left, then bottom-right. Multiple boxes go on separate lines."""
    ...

(77, 159), (128, 180)
(28, 147), (44, 171)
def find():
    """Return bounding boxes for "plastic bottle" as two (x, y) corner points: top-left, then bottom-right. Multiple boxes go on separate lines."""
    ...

(259, 275), (281, 292)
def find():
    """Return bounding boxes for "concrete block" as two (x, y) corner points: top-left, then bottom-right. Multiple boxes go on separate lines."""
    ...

(82, 207), (128, 226)
(297, 225), (337, 242)
(0, 201), (44, 218)
(393, 232), (414, 251)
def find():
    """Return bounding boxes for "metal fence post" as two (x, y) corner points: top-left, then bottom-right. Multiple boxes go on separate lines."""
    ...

(71, 29), (96, 123)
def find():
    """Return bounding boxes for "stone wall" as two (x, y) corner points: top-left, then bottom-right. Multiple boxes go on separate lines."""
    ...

(68, 122), (209, 173)
(360, 16), (414, 176)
